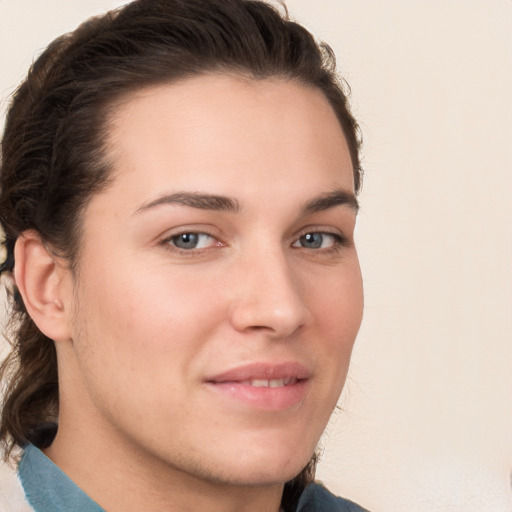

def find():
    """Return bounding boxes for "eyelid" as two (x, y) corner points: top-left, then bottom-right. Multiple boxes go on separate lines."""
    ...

(293, 225), (347, 241)
(291, 227), (350, 253)
(292, 232), (344, 245)
(158, 224), (224, 251)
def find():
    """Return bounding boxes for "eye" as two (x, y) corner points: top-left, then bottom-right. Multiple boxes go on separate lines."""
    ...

(166, 232), (217, 250)
(292, 232), (342, 250)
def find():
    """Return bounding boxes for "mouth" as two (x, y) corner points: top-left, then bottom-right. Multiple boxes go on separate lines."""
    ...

(205, 362), (310, 411)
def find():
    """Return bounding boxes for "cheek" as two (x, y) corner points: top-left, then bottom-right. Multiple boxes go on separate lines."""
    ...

(68, 270), (215, 429)
(305, 262), (363, 390)
(308, 262), (363, 337)
(72, 263), (225, 378)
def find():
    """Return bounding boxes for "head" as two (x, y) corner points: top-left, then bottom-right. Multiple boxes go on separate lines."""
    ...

(0, 1), (362, 509)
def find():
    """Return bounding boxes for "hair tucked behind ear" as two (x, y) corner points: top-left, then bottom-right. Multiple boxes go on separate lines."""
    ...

(0, 1), (362, 508)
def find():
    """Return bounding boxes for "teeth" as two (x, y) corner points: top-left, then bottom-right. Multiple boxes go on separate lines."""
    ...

(245, 378), (297, 387)
(251, 379), (273, 387)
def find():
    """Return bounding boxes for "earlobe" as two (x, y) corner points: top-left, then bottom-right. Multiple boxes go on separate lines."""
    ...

(14, 230), (72, 342)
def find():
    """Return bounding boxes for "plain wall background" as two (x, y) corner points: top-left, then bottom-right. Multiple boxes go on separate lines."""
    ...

(1, 1), (511, 511)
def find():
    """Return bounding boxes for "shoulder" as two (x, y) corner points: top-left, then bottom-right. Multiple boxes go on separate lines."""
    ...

(296, 482), (370, 512)
(0, 463), (34, 512)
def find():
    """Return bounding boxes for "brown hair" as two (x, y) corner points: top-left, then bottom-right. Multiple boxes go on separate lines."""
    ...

(0, 0), (361, 508)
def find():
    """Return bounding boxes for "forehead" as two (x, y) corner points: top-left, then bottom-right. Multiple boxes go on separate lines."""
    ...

(101, 74), (354, 209)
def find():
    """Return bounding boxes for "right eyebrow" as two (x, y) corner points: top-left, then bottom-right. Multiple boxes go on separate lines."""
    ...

(133, 192), (241, 215)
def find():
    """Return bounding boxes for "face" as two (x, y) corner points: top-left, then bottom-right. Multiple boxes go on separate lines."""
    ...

(61, 75), (363, 487)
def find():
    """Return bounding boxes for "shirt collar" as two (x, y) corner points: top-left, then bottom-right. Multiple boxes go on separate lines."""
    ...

(18, 444), (105, 512)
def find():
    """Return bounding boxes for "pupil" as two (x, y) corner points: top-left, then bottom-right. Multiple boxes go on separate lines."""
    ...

(176, 233), (198, 249)
(302, 233), (322, 248)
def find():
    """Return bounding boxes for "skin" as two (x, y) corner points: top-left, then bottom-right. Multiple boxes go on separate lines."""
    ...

(16, 75), (363, 512)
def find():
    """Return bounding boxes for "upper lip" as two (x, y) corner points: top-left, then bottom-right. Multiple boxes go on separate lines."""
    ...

(206, 362), (311, 383)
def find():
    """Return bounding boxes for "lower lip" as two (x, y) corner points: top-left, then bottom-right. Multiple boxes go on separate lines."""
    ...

(205, 380), (309, 411)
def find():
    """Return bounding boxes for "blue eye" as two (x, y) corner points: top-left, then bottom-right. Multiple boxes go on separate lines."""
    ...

(168, 232), (215, 250)
(293, 232), (340, 249)
(299, 233), (324, 249)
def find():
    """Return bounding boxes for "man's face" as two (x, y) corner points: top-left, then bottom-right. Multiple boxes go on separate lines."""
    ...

(61, 75), (363, 487)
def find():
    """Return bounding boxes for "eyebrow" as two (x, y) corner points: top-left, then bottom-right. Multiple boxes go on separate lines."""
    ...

(134, 192), (240, 214)
(134, 189), (358, 216)
(301, 189), (359, 215)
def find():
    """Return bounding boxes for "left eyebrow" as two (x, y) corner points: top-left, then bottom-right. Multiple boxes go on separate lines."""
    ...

(301, 189), (359, 215)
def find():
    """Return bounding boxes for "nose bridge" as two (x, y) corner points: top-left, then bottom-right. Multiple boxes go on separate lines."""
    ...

(229, 242), (309, 338)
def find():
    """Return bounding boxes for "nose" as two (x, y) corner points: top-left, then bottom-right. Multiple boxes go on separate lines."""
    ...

(229, 249), (310, 339)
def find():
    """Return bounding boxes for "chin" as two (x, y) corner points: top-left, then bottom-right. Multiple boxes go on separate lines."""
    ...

(241, 464), (310, 488)
(199, 447), (315, 488)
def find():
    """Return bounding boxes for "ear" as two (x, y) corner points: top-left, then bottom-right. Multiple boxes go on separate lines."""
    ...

(14, 230), (72, 343)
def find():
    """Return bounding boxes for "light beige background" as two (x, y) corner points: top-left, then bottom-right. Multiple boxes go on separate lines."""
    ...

(1, 1), (511, 511)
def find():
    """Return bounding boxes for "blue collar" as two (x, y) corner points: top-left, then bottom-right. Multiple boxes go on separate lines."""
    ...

(18, 444), (105, 512)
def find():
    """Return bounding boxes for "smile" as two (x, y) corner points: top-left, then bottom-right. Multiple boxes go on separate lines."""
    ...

(205, 362), (310, 411)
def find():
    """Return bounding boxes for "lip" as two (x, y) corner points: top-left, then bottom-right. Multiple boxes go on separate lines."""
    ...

(204, 362), (310, 411)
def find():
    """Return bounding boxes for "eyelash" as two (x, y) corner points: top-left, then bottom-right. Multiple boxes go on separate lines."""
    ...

(161, 230), (221, 255)
(293, 231), (348, 254)
(160, 229), (348, 255)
